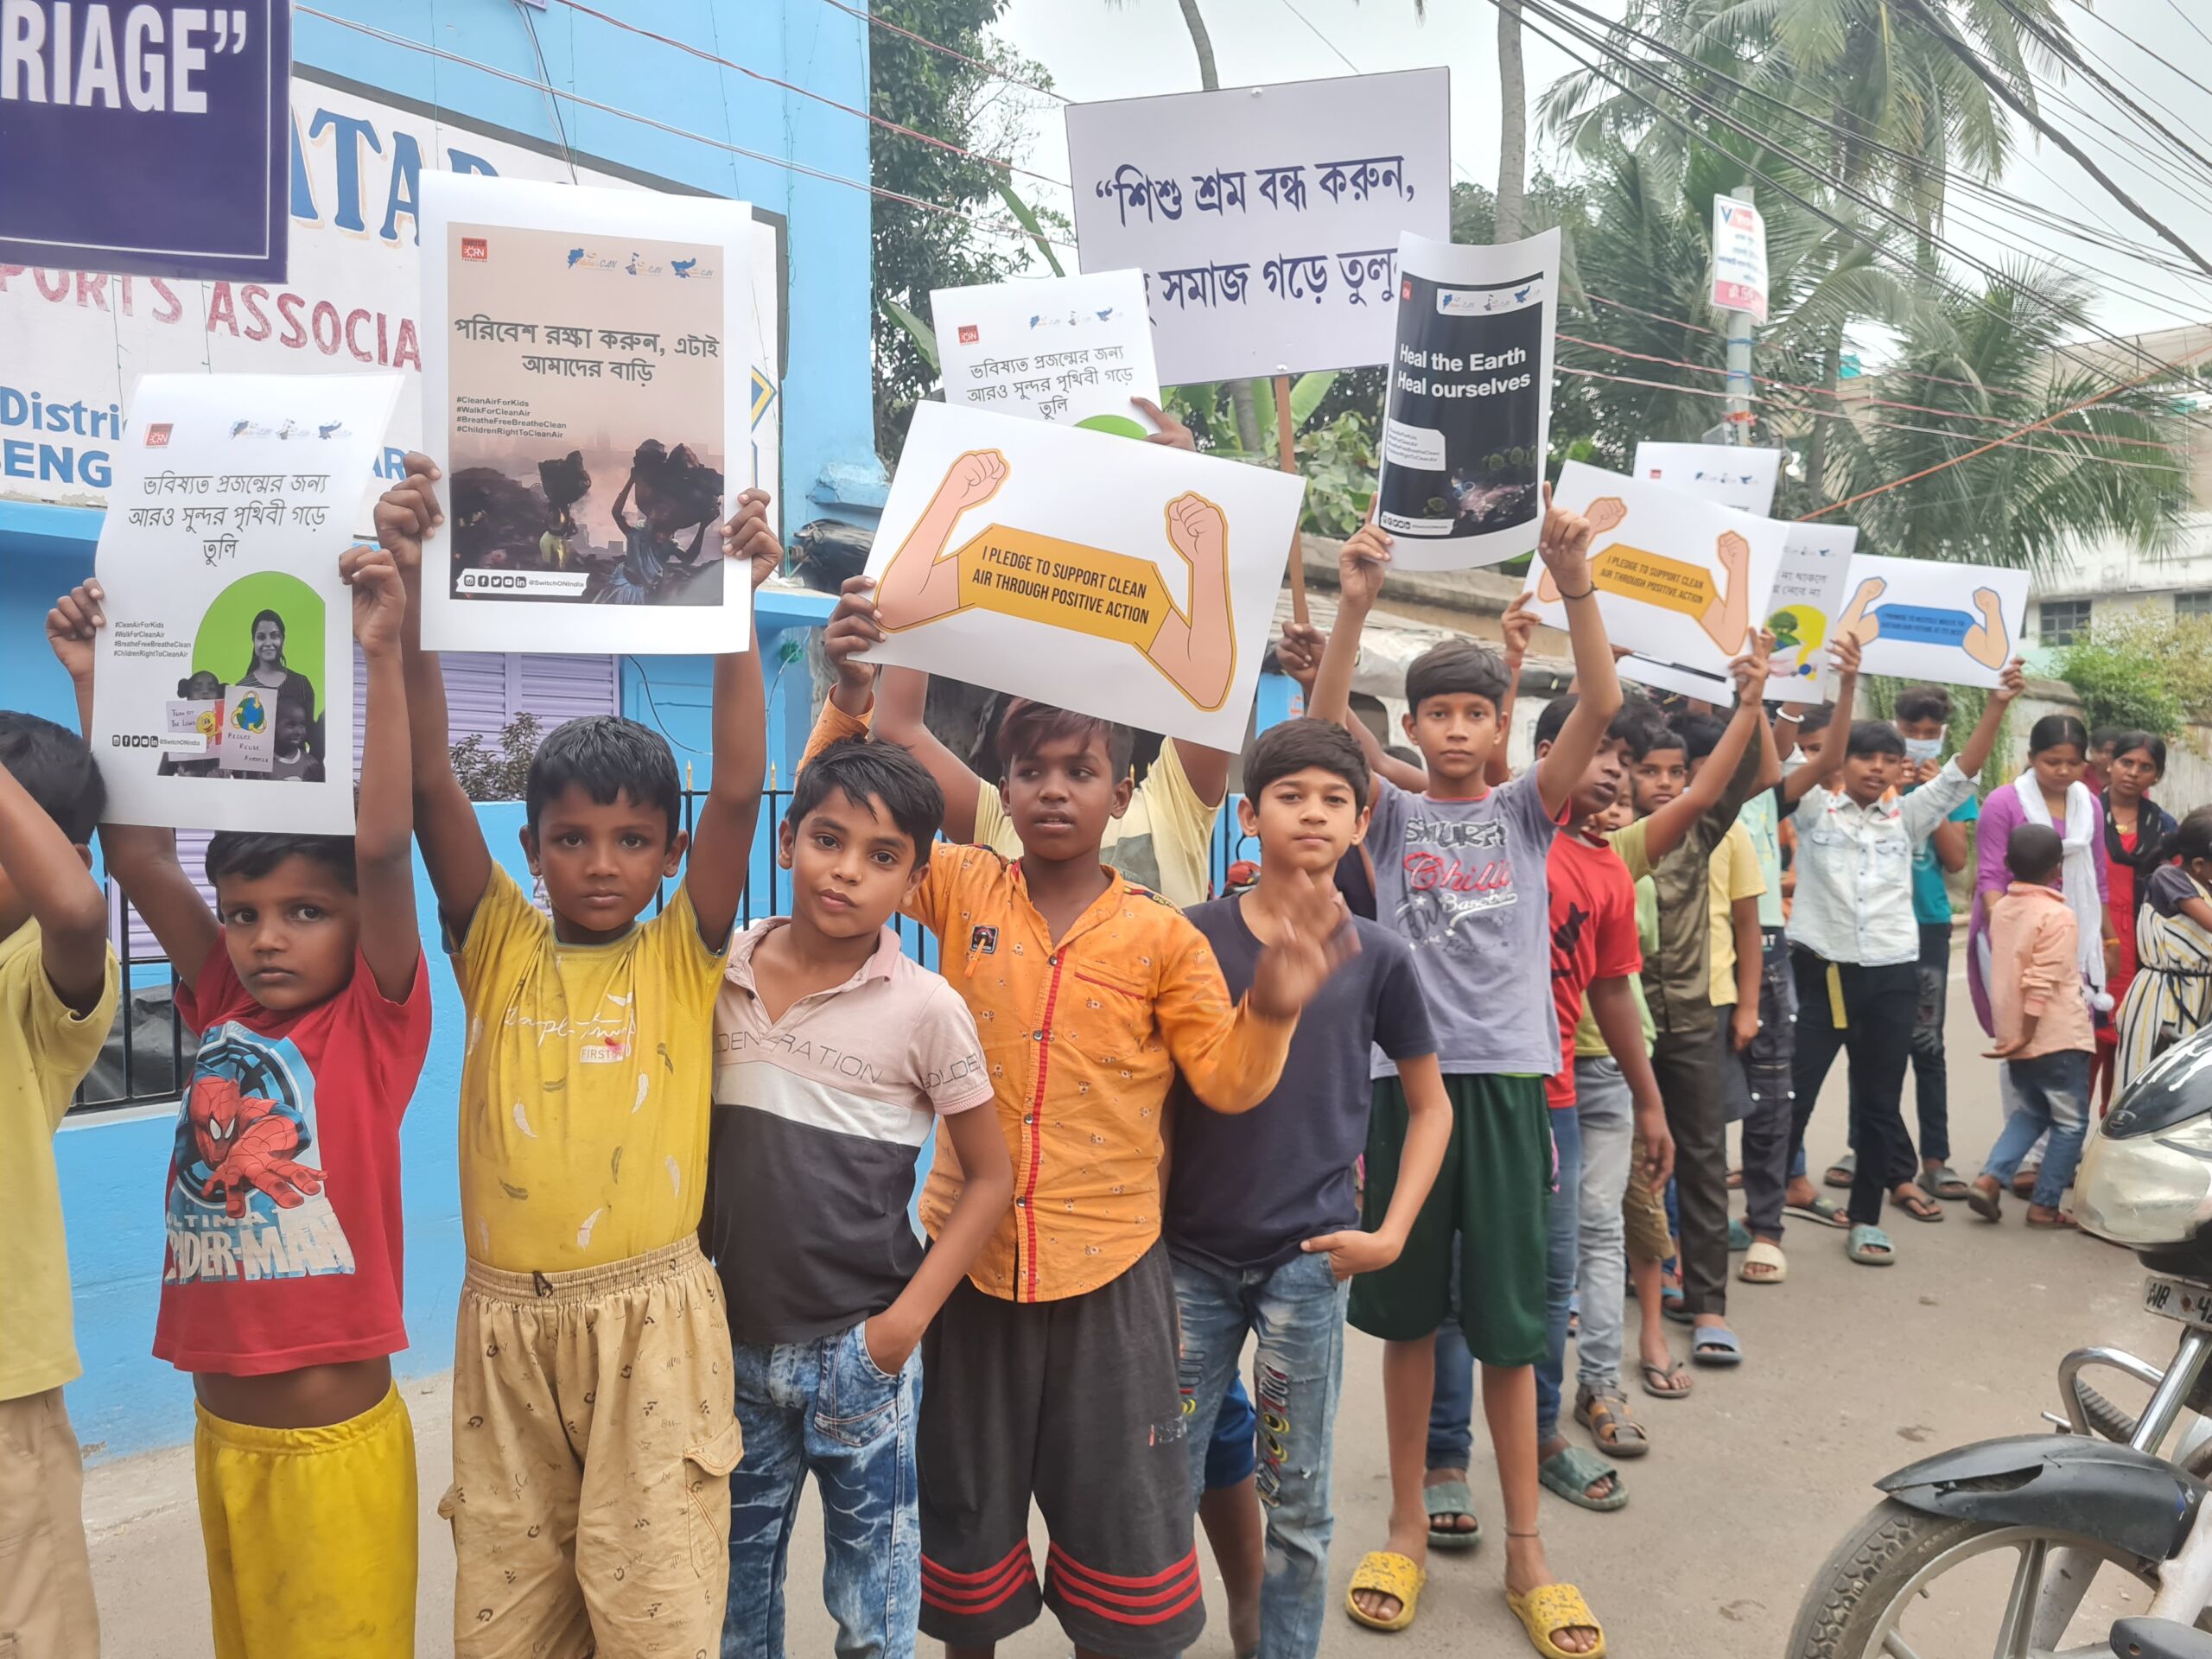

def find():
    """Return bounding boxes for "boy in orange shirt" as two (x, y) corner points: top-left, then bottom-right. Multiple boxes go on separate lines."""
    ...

(816, 583), (1351, 1659)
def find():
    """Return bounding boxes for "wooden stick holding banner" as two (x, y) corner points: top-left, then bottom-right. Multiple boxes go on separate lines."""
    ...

(1274, 372), (1309, 625)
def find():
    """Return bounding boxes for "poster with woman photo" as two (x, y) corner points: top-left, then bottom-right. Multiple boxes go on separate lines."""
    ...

(419, 174), (762, 654)
(1374, 227), (1560, 570)
(91, 371), (402, 833)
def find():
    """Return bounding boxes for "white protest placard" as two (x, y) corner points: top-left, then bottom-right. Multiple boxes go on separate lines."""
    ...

(1633, 442), (1781, 516)
(1063, 69), (1451, 385)
(1711, 194), (1769, 323)
(859, 402), (1304, 750)
(92, 371), (404, 832)
(419, 175), (763, 654)
(1375, 231), (1559, 570)
(1835, 553), (2029, 689)
(1764, 524), (1859, 702)
(932, 270), (1161, 433)
(1520, 461), (1784, 677)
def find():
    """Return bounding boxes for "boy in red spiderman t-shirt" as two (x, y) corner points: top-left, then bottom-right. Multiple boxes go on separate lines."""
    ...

(48, 546), (429, 1659)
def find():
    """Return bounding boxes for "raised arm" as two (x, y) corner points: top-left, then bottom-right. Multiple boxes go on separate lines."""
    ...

(1310, 526), (1390, 728)
(1146, 493), (1236, 709)
(45, 582), (219, 989)
(682, 492), (778, 949)
(875, 450), (1005, 632)
(1780, 633), (1862, 808)
(340, 545), (419, 1001)
(1638, 634), (1773, 862)
(1485, 594), (1539, 789)
(832, 582), (985, 843)
(1532, 488), (1623, 818)
(0, 621), (110, 1010)
(1955, 658), (2027, 781)
(378, 455), (493, 932)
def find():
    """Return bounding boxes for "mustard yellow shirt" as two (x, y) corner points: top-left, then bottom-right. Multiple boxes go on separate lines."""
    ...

(1707, 820), (1767, 1007)
(450, 866), (728, 1270)
(0, 922), (119, 1401)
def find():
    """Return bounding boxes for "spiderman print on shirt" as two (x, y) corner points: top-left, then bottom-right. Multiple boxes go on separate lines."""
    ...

(164, 1021), (357, 1284)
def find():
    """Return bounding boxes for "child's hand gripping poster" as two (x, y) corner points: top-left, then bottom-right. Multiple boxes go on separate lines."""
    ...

(1834, 552), (2030, 689)
(859, 402), (1305, 749)
(91, 372), (404, 833)
(1519, 460), (1786, 677)
(1374, 229), (1560, 570)
(418, 175), (761, 654)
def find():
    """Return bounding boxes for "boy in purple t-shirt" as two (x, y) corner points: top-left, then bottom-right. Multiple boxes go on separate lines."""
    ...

(1311, 494), (1622, 1655)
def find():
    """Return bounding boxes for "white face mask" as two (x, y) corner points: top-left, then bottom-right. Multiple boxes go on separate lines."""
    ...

(1903, 732), (1946, 762)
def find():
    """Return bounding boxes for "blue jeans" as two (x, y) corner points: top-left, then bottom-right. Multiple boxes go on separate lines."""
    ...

(723, 1322), (921, 1659)
(1173, 1249), (1348, 1659)
(1981, 1050), (2092, 1210)
(1428, 1103), (1582, 1460)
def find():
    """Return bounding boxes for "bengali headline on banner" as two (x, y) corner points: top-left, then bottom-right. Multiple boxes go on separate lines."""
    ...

(1063, 69), (1450, 385)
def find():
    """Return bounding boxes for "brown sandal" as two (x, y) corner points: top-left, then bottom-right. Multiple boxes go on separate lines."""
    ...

(1575, 1385), (1650, 1459)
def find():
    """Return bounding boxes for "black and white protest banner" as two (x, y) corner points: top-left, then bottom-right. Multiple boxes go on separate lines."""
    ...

(1375, 229), (1559, 570)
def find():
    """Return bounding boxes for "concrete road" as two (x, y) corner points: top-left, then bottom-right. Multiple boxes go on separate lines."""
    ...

(86, 962), (2183, 1656)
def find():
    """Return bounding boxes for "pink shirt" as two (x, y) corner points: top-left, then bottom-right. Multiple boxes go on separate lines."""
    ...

(1987, 882), (2096, 1058)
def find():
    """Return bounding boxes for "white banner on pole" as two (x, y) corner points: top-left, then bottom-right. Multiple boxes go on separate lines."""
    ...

(1063, 69), (1451, 385)
(1711, 195), (1770, 323)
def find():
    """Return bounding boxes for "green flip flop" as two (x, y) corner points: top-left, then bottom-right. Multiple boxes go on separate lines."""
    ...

(1847, 1224), (1897, 1266)
(1423, 1478), (1481, 1549)
(1538, 1444), (1629, 1512)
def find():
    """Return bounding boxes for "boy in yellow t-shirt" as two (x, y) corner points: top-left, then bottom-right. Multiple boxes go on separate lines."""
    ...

(0, 713), (119, 1659)
(382, 455), (780, 1659)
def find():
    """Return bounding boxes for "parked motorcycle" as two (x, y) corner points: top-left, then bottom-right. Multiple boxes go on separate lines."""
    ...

(1790, 1022), (2212, 1658)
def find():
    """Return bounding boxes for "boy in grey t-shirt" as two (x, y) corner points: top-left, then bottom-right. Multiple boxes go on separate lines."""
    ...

(1311, 497), (1624, 1654)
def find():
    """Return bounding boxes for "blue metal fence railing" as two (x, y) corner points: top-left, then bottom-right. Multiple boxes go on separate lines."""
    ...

(76, 786), (1253, 1116)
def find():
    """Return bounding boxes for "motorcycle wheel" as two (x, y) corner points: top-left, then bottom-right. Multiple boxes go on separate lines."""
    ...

(1789, 1499), (2171, 1658)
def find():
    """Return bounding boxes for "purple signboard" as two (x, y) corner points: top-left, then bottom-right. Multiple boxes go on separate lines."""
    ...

(0, 2), (290, 281)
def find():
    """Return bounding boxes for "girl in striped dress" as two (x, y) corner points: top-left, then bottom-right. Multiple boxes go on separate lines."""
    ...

(2117, 807), (2212, 1090)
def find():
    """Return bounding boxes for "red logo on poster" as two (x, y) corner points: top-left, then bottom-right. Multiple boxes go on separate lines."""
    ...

(144, 424), (172, 448)
(957, 325), (980, 344)
(461, 238), (489, 261)
(1401, 278), (1414, 302)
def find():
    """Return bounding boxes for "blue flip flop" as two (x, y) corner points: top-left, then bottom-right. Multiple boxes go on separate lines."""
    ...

(1727, 1218), (1753, 1252)
(1690, 1325), (1743, 1368)
(1847, 1224), (1897, 1266)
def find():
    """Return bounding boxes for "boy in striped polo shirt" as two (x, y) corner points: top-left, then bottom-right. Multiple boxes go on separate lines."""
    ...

(708, 737), (1014, 1658)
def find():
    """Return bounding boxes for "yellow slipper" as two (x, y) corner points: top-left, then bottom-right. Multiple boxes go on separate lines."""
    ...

(1344, 1550), (1427, 1633)
(1506, 1582), (1607, 1658)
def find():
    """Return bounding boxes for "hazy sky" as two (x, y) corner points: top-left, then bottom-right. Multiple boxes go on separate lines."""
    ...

(990, 0), (2212, 350)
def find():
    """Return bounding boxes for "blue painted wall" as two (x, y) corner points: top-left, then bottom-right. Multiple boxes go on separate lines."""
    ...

(7, 0), (880, 1460)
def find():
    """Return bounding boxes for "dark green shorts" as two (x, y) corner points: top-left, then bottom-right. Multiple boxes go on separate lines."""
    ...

(1348, 1071), (1552, 1367)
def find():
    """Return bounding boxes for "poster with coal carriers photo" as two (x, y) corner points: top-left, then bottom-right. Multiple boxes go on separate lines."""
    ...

(419, 175), (760, 654)
(1373, 229), (1560, 570)
(92, 371), (403, 834)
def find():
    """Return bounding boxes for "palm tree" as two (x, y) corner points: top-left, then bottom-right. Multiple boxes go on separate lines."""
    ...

(1817, 262), (2194, 570)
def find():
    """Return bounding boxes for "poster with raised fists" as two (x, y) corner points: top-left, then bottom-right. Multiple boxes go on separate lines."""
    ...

(1519, 461), (1785, 677)
(1835, 553), (2028, 689)
(92, 371), (404, 833)
(859, 402), (1304, 749)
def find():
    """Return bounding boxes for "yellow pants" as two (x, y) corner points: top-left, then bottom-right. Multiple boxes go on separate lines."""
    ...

(194, 1383), (417, 1659)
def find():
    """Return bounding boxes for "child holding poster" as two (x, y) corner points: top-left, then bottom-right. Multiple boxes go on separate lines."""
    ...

(811, 584), (1355, 1659)
(1306, 498), (1623, 1654)
(48, 545), (429, 1659)
(0, 709), (118, 1659)
(381, 454), (782, 1658)
(1789, 659), (2027, 1266)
